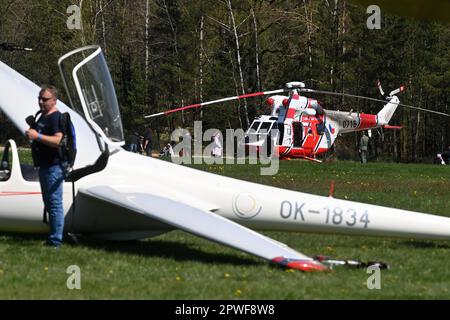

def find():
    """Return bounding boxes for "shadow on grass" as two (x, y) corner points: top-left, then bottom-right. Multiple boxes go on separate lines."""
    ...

(399, 240), (450, 249)
(83, 238), (260, 267)
(0, 232), (260, 268)
(0, 232), (46, 244)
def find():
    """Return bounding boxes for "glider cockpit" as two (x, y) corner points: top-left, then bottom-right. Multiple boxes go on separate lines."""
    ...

(0, 140), (39, 182)
(58, 45), (124, 149)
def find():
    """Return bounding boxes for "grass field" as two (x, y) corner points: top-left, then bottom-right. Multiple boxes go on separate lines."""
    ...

(0, 157), (449, 299)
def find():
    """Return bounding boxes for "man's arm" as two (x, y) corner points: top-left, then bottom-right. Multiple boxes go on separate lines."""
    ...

(25, 129), (63, 148)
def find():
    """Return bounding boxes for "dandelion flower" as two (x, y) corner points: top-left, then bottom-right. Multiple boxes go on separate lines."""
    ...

(285, 269), (295, 273)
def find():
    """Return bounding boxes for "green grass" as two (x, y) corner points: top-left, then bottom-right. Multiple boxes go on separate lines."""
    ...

(0, 159), (449, 299)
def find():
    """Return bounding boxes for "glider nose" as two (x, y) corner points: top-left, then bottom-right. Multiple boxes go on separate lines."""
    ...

(272, 257), (328, 272)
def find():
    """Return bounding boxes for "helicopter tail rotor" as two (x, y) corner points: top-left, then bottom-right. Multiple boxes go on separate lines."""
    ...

(377, 80), (405, 99)
(376, 80), (385, 96)
(302, 85), (449, 117)
(376, 83), (405, 124)
(388, 85), (406, 97)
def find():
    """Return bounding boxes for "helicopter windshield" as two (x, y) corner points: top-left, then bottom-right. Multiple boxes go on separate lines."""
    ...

(58, 46), (124, 145)
(259, 122), (272, 132)
(250, 121), (261, 132)
(246, 121), (274, 136)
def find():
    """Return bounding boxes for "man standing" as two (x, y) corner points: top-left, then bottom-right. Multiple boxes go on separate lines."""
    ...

(129, 132), (141, 153)
(143, 127), (153, 157)
(441, 145), (450, 165)
(359, 131), (370, 164)
(25, 85), (65, 248)
(211, 132), (223, 157)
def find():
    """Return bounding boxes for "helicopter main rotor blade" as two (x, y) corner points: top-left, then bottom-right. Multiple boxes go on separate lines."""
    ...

(302, 89), (450, 117)
(144, 89), (286, 118)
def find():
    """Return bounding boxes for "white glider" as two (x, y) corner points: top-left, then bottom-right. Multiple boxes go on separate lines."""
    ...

(1, 46), (449, 272)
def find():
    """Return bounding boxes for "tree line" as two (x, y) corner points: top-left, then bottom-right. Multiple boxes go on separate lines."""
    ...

(1, 0), (449, 161)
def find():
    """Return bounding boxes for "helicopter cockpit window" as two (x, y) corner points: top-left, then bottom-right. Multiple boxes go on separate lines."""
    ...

(259, 122), (272, 133)
(249, 121), (261, 132)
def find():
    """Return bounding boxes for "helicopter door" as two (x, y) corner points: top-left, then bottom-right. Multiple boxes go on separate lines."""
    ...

(264, 122), (278, 157)
(277, 123), (284, 145)
(292, 122), (303, 147)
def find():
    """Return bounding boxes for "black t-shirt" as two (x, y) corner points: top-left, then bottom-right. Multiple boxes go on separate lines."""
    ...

(144, 130), (152, 149)
(129, 133), (140, 145)
(33, 111), (62, 167)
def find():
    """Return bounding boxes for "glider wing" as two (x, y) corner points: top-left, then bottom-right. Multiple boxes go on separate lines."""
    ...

(79, 185), (327, 272)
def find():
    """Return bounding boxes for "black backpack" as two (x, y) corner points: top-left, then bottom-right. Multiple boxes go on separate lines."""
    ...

(58, 112), (77, 170)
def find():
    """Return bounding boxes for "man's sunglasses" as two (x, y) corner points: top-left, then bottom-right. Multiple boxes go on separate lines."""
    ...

(38, 96), (53, 102)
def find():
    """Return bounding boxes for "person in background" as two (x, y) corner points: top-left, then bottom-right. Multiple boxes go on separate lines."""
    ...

(182, 129), (192, 158)
(439, 145), (450, 165)
(359, 131), (370, 164)
(211, 132), (223, 157)
(161, 143), (174, 157)
(129, 132), (141, 153)
(143, 127), (153, 157)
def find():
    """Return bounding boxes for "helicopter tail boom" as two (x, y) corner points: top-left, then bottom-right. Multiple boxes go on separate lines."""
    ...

(377, 96), (400, 125)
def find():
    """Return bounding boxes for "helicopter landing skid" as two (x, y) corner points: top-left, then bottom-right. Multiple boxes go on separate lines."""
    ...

(303, 156), (322, 163)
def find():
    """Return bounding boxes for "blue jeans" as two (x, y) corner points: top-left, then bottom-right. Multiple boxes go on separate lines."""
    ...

(130, 144), (138, 153)
(39, 164), (65, 246)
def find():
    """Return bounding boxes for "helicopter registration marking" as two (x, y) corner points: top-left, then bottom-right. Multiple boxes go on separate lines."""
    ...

(279, 201), (370, 228)
(342, 120), (358, 129)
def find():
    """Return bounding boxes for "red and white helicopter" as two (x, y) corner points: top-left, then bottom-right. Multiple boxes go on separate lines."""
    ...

(145, 81), (448, 161)
(2, 45), (450, 273)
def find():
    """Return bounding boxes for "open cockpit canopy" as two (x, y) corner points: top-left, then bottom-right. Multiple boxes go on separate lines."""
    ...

(58, 45), (124, 146)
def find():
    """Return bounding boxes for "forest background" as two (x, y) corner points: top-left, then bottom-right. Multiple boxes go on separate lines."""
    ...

(1, 0), (449, 161)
